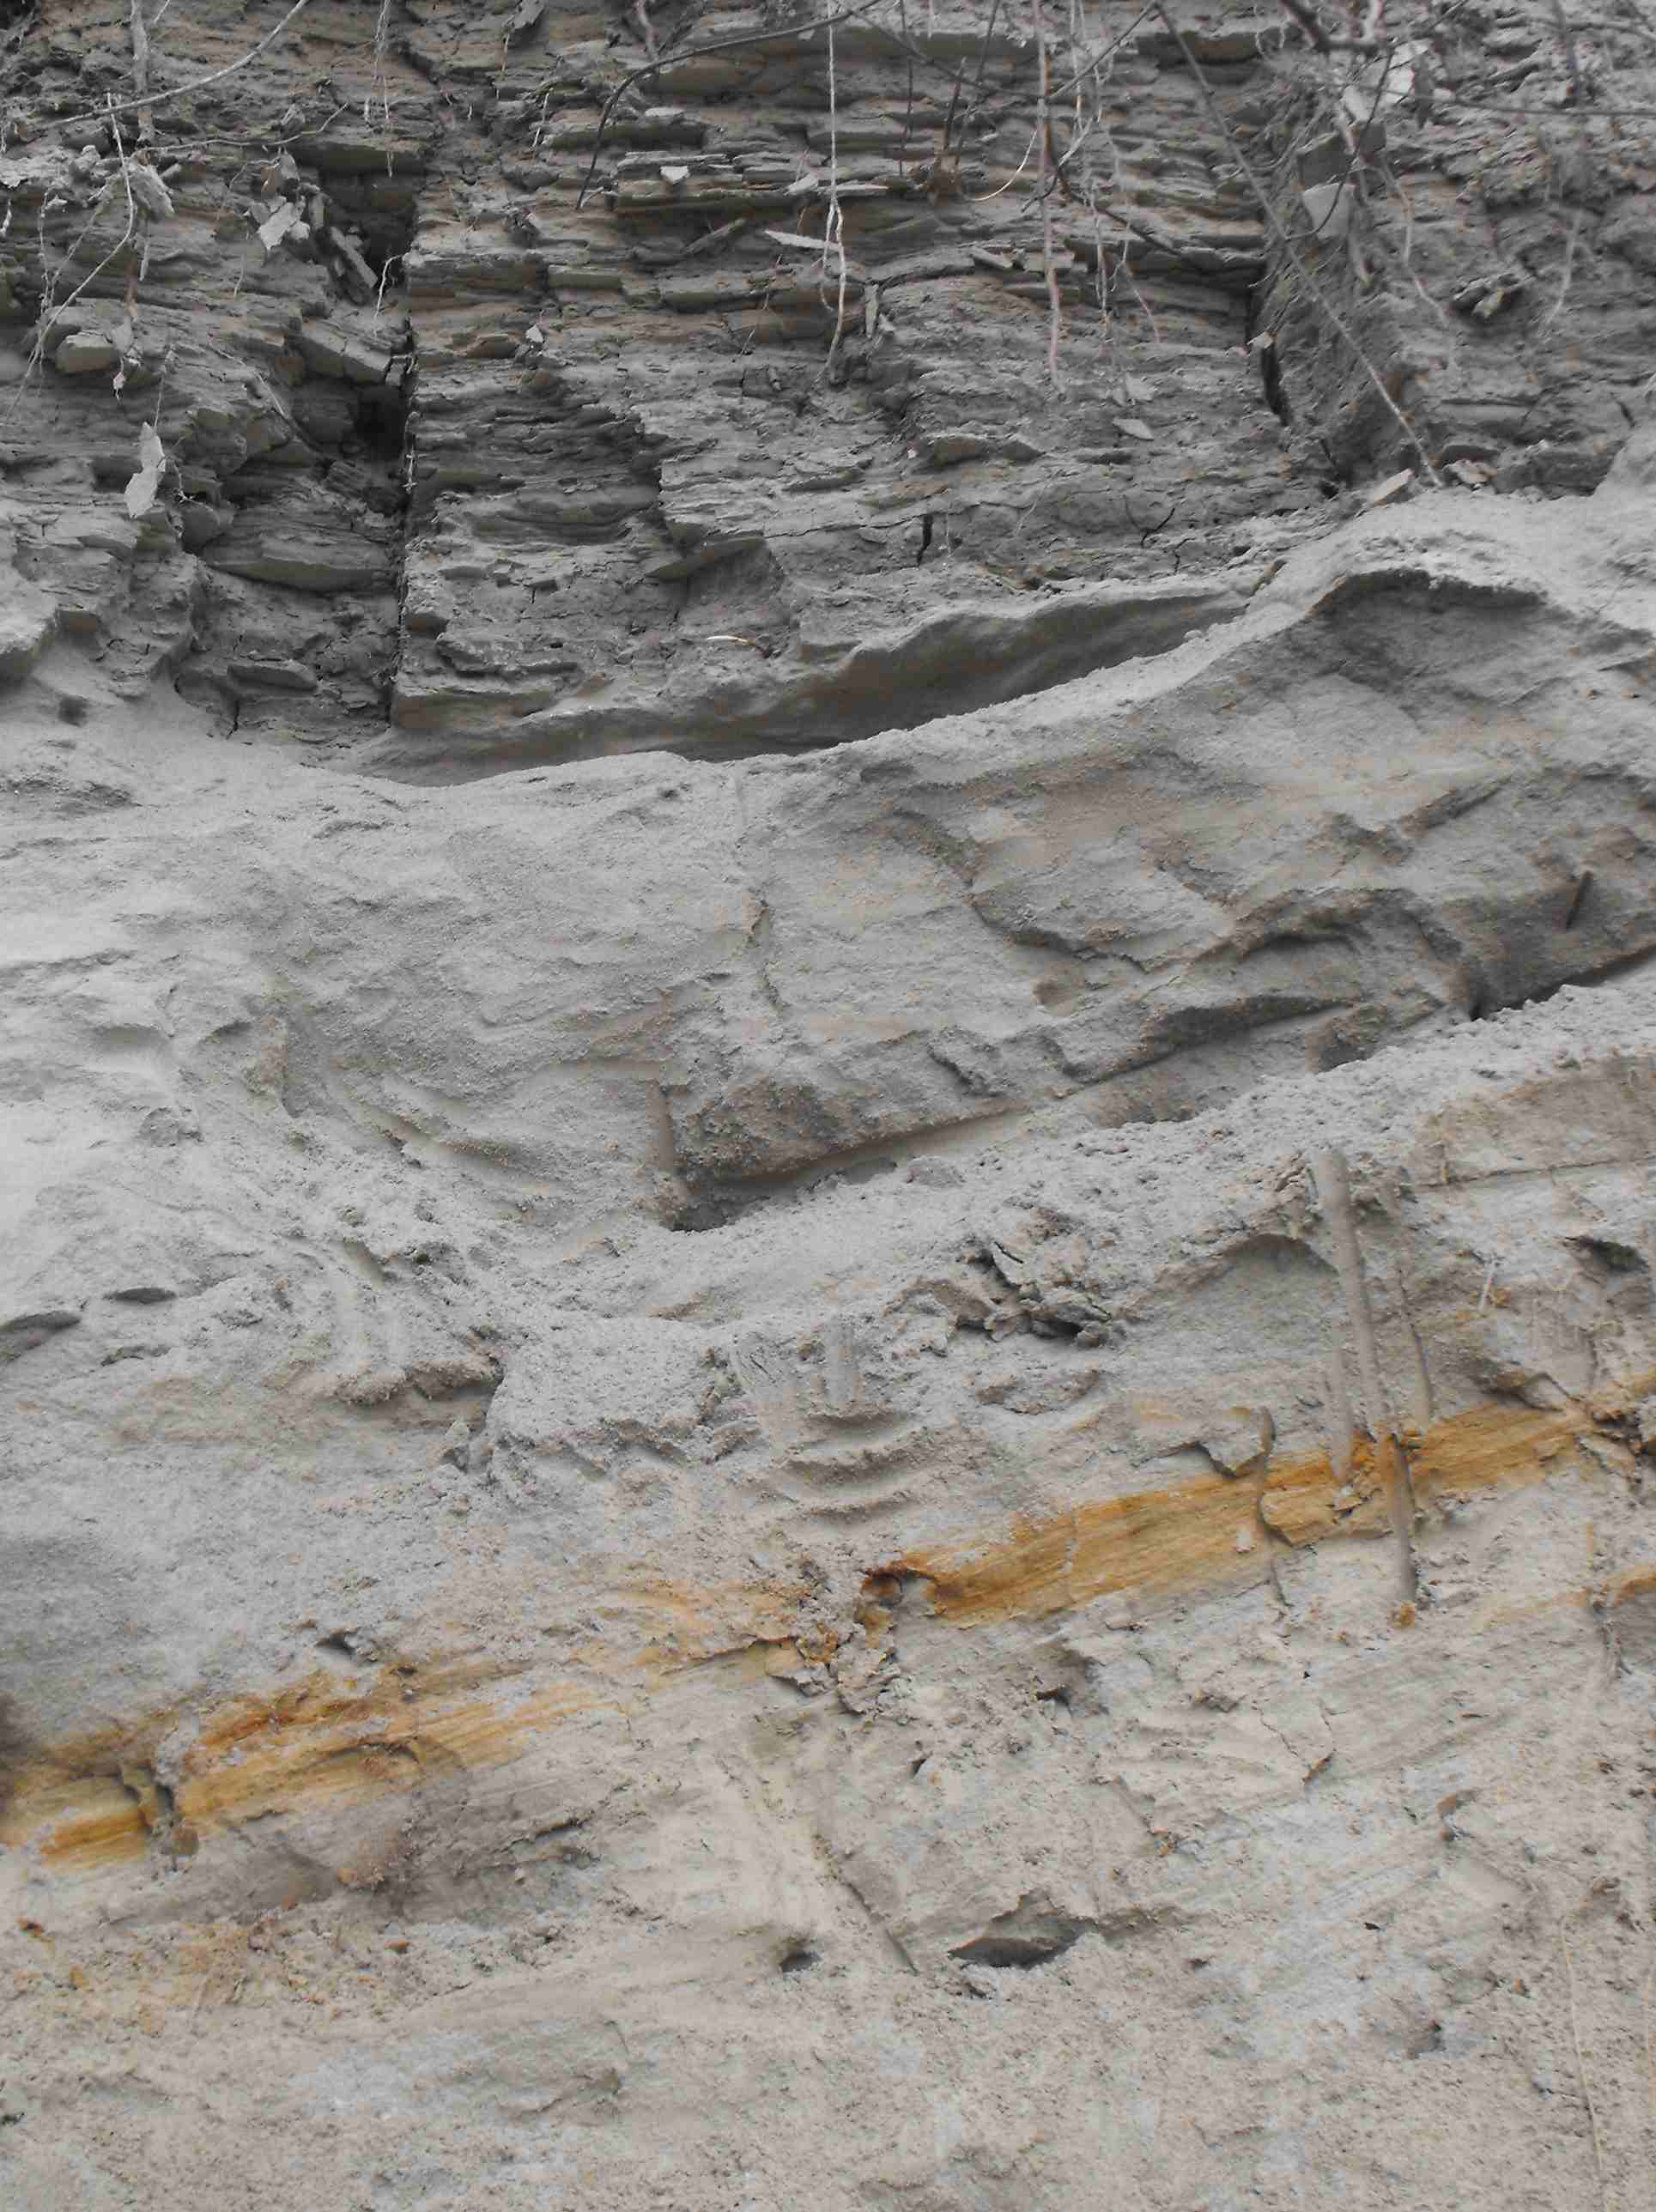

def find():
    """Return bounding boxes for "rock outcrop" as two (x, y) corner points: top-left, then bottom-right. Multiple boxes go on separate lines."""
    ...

(3, 0), (1651, 765)
(3, 4), (1656, 2209)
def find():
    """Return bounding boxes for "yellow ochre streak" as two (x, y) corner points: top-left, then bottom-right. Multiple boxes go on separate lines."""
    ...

(3, 1391), (1641, 1875)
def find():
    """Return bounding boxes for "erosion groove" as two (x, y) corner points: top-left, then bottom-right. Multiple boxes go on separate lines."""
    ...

(4, 2), (1656, 2208)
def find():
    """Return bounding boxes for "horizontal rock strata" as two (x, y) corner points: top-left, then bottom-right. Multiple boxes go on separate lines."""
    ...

(1, 0), (1651, 767)
(3, 4), (1656, 2209)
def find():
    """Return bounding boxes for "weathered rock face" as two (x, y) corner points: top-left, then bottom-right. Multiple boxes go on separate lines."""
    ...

(3, 5), (1656, 2209)
(3, 0), (1652, 767)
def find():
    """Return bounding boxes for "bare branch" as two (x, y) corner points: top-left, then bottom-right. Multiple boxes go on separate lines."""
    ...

(130, 0), (154, 144)
(1157, 3), (1442, 486)
(45, 0), (314, 135)
(1546, 0), (1588, 106)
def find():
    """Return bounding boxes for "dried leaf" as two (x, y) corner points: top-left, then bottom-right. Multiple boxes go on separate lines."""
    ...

(763, 228), (832, 254)
(1113, 416), (1155, 443)
(123, 422), (165, 518)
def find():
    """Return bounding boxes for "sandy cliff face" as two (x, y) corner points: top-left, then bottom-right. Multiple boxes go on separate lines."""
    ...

(3, 5), (1656, 2209)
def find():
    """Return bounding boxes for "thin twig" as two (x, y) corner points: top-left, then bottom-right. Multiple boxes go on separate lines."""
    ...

(3, 103), (142, 424)
(957, 0), (1004, 160)
(1046, 3), (1157, 105)
(47, 0), (313, 135)
(368, 0), (394, 163)
(1539, 206), (1585, 333)
(1156, 3), (1441, 486)
(1547, 0), (1589, 106)
(1559, 1924), (1612, 2210)
(1277, 0), (1332, 49)
(573, 0), (1155, 209)
(1540, 0), (1598, 342)
(139, 102), (352, 160)
(108, 99), (137, 248)
(1452, 96), (1656, 118)
(1034, 0), (1063, 384)
(130, 0), (154, 145)
(932, 72), (963, 181)
(898, 0), (916, 175)
(822, 17), (852, 379)
(575, 3), (888, 208)
(968, 122), (1040, 200)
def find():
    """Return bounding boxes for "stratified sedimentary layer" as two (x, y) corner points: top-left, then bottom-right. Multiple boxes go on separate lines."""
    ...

(5, 441), (1656, 2207)
(5, 4), (1656, 2206)
(3, 0), (1653, 769)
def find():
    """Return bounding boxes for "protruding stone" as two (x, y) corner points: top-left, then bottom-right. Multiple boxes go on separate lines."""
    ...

(0, 573), (56, 678)
(52, 330), (119, 373)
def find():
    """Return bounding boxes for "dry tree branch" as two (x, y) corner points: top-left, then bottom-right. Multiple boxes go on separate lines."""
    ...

(1546, 0), (1589, 106)
(3, 99), (142, 424)
(108, 98), (137, 245)
(574, 0), (1149, 211)
(140, 101), (351, 159)
(897, 0), (917, 174)
(1279, 0), (1656, 112)
(1277, 0), (1415, 52)
(1386, 162), (1455, 331)
(368, 0), (395, 154)
(955, 0), (1004, 164)
(969, 120), (1040, 199)
(1536, 0), (1599, 336)
(932, 73), (964, 185)
(822, 15), (852, 379)
(1454, 94), (1656, 116)
(1157, 2), (1442, 485)
(1045, 3), (1158, 108)
(1538, 205), (1585, 333)
(1033, 0), (1063, 384)
(1278, 0), (1334, 52)
(576, 3), (893, 207)
(1558, 1924), (1612, 2212)
(130, 0), (154, 145)
(1301, 39), (1399, 288)
(48, 0), (314, 135)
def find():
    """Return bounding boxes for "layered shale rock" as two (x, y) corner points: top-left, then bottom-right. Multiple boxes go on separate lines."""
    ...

(3, 3), (1656, 2209)
(1, 0), (1652, 766)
